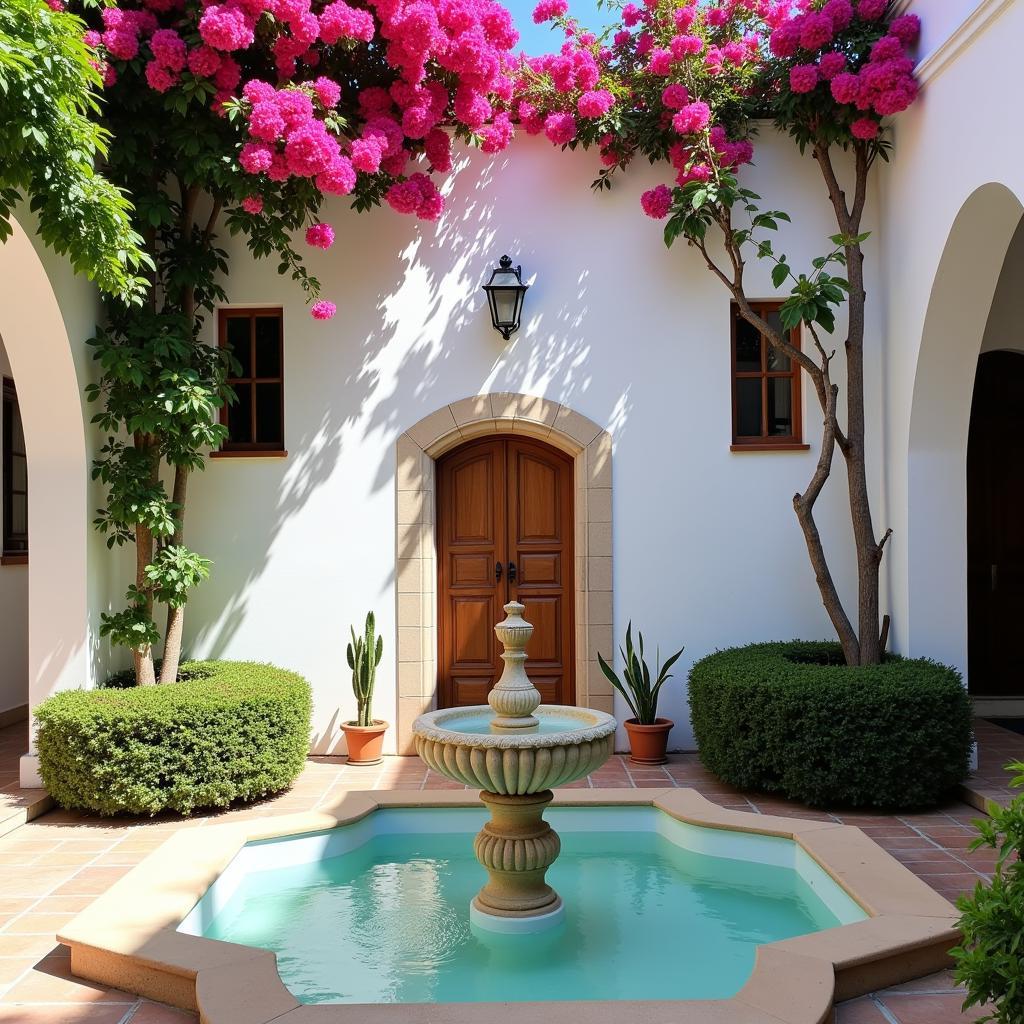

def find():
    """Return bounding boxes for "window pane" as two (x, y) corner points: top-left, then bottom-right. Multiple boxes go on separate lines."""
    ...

(10, 412), (24, 454)
(736, 378), (762, 437)
(254, 316), (281, 378)
(767, 377), (794, 436)
(735, 318), (761, 371)
(255, 383), (282, 445)
(12, 455), (26, 492)
(227, 383), (252, 443)
(225, 316), (252, 378)
(765, 311), (791, 371)
(11, 495), (27, 536)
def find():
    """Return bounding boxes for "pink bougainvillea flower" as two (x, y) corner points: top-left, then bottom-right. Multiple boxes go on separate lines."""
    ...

(661, 83), (690, 110)
(544, 111), (577, 145)
(789, 64), (819, 94)
(305, 223), (335, 249)
(532, 0), (568, 24)
(640, 184), (673, 220)
(672, 101), (711, 135)
(311, 300), (337, 320)
(851, 116), (880, 139)
(241, 196), (264, 214)
(577, 89), (614, 118)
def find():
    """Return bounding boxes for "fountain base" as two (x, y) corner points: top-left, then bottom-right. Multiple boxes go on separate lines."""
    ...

(471, 790), (565, 931)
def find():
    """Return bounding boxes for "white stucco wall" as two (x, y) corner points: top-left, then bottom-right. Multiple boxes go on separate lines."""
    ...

(0, 337), (28, 716)
(879, 0), (1024, 681)
(178, 130), (866, 754)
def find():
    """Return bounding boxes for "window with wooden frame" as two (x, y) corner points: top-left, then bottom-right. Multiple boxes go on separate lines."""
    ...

(730, 301), (807, 451)
(2, 377), (28, 562)
(215, 308), (286, 457)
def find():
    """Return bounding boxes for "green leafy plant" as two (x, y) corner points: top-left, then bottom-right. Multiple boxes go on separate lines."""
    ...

(347, 612), (383, 728)
(0, 0), (148, 300)
(688, 641), (973, 809)
(952, 763), (1024, 1024)
(598, 623), (683, 725)
(33, 661), (312, 815)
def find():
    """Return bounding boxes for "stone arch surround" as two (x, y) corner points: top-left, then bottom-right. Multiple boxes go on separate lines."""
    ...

(394, 394), (613, 753)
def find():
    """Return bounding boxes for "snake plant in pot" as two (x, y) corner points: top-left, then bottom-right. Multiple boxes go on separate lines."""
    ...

(598, 624), (683, 765)
(341, 612), (387, 765)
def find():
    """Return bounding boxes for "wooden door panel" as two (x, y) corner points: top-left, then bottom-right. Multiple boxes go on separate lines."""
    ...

(507, 439), (575, 705)
(518, 553), (560, 586)
(967, 351), (1024, 696)
(437, 436), (575, 709)
(451, 596), (499, 667)
(518, 596), (561, 664)
(437, 440), (506, 708)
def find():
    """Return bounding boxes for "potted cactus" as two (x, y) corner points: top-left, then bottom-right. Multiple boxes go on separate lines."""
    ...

(341, 611), (388, 765)
(598, 623), (683, 765)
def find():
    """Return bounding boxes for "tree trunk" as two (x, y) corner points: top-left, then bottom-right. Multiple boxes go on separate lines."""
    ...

(159, 464), (189, 684)
(134, 436), (158, 685)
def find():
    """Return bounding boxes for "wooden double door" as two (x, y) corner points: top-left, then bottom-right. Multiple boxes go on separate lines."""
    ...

(437, 437), (575, 708)
(967, 350), (1024, 696)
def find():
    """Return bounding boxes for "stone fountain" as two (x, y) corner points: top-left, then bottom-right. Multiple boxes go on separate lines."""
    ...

(413, 602), (616, 932)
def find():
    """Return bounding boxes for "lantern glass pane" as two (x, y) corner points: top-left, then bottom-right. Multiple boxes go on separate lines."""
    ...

(494, 289), (518, 325)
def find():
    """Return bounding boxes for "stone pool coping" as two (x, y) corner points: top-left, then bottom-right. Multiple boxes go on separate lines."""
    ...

(57, 788), (960, 1024)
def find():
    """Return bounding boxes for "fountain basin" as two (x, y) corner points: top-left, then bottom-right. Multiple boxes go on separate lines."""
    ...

(413, 705), (616, 793)
(57, 789), (962, 1024)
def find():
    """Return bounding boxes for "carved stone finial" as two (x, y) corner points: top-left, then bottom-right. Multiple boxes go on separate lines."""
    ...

(488, 601), (542, 730)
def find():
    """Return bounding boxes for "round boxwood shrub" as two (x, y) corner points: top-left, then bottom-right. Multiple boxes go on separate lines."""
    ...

(688, 641), (973, 810)
(34, 661), (312, 816)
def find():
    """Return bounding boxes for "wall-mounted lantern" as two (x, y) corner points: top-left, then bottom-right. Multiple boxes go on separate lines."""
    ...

(483, 255), (529, 340)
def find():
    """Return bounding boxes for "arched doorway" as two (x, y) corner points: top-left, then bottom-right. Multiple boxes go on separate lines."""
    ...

(967, 351), (1024, 705)
(393, 394), (614, 752)
(906, 183), (1024, 677)
(436, 435), (575, 708)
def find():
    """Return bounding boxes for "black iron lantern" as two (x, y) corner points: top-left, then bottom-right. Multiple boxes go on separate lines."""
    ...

(482, 255), (529, 340)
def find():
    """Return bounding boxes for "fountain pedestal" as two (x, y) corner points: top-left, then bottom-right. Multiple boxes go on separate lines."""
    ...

(472, 790), (561, 922)
(413, 602), (616, 933)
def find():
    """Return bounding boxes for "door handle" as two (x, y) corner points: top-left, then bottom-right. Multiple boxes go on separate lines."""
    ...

(495, 561), (503, 581)
(508, 561), (517, 583)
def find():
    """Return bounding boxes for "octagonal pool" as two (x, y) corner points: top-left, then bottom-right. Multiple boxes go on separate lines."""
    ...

(179, 805), (865, 1005)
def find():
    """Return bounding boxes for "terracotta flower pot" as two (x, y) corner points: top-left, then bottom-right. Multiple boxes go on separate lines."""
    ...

(341, 720), (389, 765)
(623, 718), (673, 766)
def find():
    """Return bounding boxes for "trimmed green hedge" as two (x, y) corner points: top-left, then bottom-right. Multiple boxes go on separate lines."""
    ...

(35, 661), (312, 816)
(688, 641), (973, 810)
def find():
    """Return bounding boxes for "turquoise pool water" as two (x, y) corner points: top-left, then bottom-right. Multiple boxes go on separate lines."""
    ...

(186, 808), (863, 1005)
(438, 711), (591, 735)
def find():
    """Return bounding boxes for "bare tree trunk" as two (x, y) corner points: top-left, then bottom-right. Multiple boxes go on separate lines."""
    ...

(812, 143), (891, 665)
(159, 464), (189, 684)
(134, 434), (159, 685)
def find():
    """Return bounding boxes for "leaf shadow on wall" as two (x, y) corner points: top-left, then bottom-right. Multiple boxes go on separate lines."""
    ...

(187, 145), (634, 754)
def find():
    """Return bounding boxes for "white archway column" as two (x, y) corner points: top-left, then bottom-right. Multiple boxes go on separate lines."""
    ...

(0, 219), (90, 787)
(906, 184), (1024, 678)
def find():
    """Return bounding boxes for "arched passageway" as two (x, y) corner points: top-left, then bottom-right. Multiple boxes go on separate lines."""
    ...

(906, 183), (1024, 684)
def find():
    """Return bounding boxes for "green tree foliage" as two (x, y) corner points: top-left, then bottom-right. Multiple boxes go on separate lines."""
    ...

(0, 0), (147, 299)
(953, 765), (1024, 1024)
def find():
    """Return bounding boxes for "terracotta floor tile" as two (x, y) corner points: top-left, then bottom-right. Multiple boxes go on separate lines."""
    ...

(2, 953), (135, 1004)
(0, 956), (37, 985)
(50, 868), (131, 897)
(879, 992), (993, 1023)
(0, 935), (66, 958)
(4, 913), (75, 934)
(881, 969), (961, 994)
(0, 1005), (131, 1023)
(129, 1000), (197, 1022)
(834, 996), (892, 1022)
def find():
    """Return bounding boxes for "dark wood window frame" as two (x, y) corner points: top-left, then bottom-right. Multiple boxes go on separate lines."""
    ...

(212, 307), (288, 459)
(2, 377), (28, 564)
(729, 300), (809, 452)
